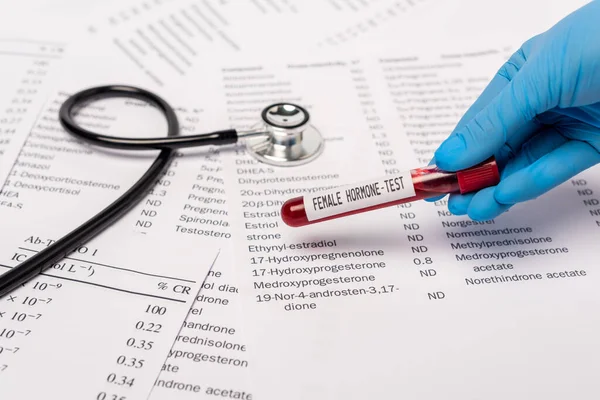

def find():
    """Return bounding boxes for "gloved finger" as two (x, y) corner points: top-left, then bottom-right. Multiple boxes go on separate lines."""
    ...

(495, 140), (600, 205)
(500, 127), (568, 178)
(450, 36), (540, 134)
(448, 127), (566, 217)
(430, 71), (512, 177)
(426, 44), (543, 203)
(466, 186), (512, 221)
(425, 124), (548, 205)
(495, 117), (545, 168)
(425, 72), (514, 204)
(446, 192), (475, 215)
(451, 70), (512, 131)
(434, 53), (550, 171)
(447, 188), (512, 220)
(455, 73), (543, 170)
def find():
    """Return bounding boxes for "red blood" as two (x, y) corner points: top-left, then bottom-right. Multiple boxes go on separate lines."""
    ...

(281, 157), (499, 227)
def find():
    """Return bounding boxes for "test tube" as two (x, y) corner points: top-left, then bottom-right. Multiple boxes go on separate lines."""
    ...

(280, 157), (500, 227)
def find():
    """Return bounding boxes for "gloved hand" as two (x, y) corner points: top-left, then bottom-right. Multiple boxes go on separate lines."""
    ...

(429, 0), (600, 220)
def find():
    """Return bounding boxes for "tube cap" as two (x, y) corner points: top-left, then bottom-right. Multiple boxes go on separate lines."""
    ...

(456, 157), (500, 194)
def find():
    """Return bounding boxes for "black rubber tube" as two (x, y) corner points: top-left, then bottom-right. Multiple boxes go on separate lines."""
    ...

(0, 85), (235, 297)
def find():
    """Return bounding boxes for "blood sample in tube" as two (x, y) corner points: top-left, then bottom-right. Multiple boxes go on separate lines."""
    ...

(281, 157), (499, 227)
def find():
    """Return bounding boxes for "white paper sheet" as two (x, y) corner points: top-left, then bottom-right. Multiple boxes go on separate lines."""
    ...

(149, 250), (253, 399)
(3, 2), (599, 399)
(0, 230), (219, 399)
(0, 0), (433, 187)
(0, 0), (131, 189)
(0, 39), (68, 189)
(208, 46), (600, 399)
(353, 0), (594, 53)
(0, 3), (455, 395)
(85, 0), (433, 87)
(0, 36), (225, 399)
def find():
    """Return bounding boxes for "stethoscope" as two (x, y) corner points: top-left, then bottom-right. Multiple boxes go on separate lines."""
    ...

(0, 85), (324, 297)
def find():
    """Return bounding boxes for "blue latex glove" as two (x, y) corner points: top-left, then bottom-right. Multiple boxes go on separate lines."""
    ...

(429, 0), (600, 220)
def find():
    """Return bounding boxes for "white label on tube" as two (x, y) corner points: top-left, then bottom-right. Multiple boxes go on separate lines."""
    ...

(303, 171), (416, 221)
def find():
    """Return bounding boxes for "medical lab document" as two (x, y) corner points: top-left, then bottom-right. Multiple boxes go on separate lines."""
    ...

(211, 47), (600, 399)
(0, 39), (67, 186)
(355, 0), (593, 53)
(0, 38), (228, 399)
(0, 0), (430, 186)
(149, 250), (253, 399)
(85, 0), (431, 87)
(0, 0), (135, 188)
(0, 228), (218, 400)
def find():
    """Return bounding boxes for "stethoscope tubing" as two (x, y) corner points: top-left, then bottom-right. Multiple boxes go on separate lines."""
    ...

(0, 84), (230, 297)
(0, 84), (316, 297)
(59, 85), (239, 150)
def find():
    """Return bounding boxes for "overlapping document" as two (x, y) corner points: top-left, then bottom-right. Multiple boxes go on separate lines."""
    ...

(0, 1), (598, 399)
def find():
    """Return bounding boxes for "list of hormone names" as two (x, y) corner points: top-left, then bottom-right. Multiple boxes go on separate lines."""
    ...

(220, 49), (600, 399)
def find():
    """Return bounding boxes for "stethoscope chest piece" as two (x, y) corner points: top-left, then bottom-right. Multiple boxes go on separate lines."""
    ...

(243, 103), (324, 167)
